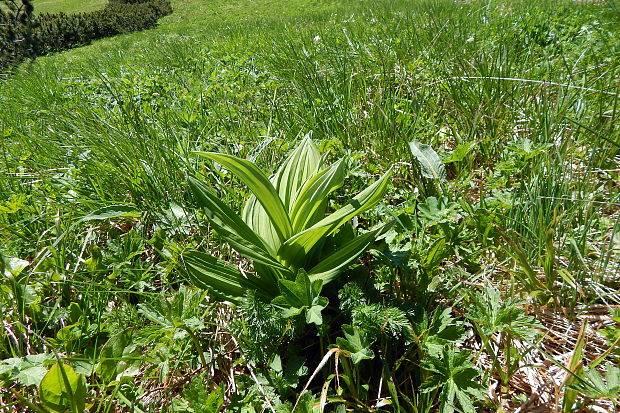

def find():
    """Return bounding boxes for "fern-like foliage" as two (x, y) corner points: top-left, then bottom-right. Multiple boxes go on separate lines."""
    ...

(230, 291), (297, 366)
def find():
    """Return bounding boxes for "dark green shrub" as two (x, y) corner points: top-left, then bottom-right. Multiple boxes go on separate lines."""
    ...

(0, 0), (172, 74)
(0, 0), (36, 70)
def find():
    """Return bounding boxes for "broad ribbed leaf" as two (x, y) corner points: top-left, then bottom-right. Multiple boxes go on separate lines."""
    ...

(196, 152), (292, 243)
(290, 159), (346, 232)
(242, 135), (322, 249)
(208, 219), (294, 278)
(190, 176), (292, 287)
(273, 134), (322, 210)
(181, 250), (253, 301)
(253, 262), (288, 293)
(278, 168), (393, 269)
(409, 141), (446, 180)
(308, 229), (379, 285)
(242, 195), (281, 251)
(189, 177), (271, 250)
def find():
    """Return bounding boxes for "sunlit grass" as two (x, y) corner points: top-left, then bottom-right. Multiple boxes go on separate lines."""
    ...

(33, 0), (106, 14)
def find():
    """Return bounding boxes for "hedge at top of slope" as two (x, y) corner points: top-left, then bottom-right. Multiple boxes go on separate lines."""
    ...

(34, 0), (172, 54)
(0, 0), (172, 74)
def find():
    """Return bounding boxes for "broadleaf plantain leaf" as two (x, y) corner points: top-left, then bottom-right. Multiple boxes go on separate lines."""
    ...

(409, 140), (446, 180)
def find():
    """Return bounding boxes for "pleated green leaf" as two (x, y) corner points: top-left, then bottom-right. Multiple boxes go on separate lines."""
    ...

(307, 229), (379, 285)
(195, 152), (292, 244)
(181, 250), (260, 301)
(271, 134), (322, 211)
(242, 135), (322, 249)
(208, 218), (294, 278)
(242, 194), (281, 251)
(188, 176), (272, 253)
(289, 158), (346, 232)
(277, 167), (393, 269)
(189, 177), (291, 290)
(253, 262), (287, 295)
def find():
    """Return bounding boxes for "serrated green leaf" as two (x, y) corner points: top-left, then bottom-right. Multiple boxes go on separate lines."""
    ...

(275, 274), (310, 309)
(336, 324), (375, 364)
(16, 366), (49, 387)
(0, 353), (55, 387)
(306, 302), (326, 325)
(272, 272), (327, 325)
(295, 390), (316, 413)
(204, 384), (225, 413)
(137, 302), (171, 327)
(420, 347), (484, 413)
(570, 365), (620, 400)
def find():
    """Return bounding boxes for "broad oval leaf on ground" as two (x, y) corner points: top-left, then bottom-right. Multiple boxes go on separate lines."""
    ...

(409, 140), (446, 180)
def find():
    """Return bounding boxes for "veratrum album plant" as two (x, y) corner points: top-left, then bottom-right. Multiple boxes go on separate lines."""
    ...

(182, 136), (392, 306)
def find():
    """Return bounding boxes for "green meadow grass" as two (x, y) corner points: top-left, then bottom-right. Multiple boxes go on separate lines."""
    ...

(33, 0), (106, 14)
(1, 0), (619, 410)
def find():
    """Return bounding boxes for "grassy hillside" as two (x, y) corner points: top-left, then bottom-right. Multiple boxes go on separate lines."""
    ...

(34, 0), (106, 14)
(1, 0), (619, 411)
